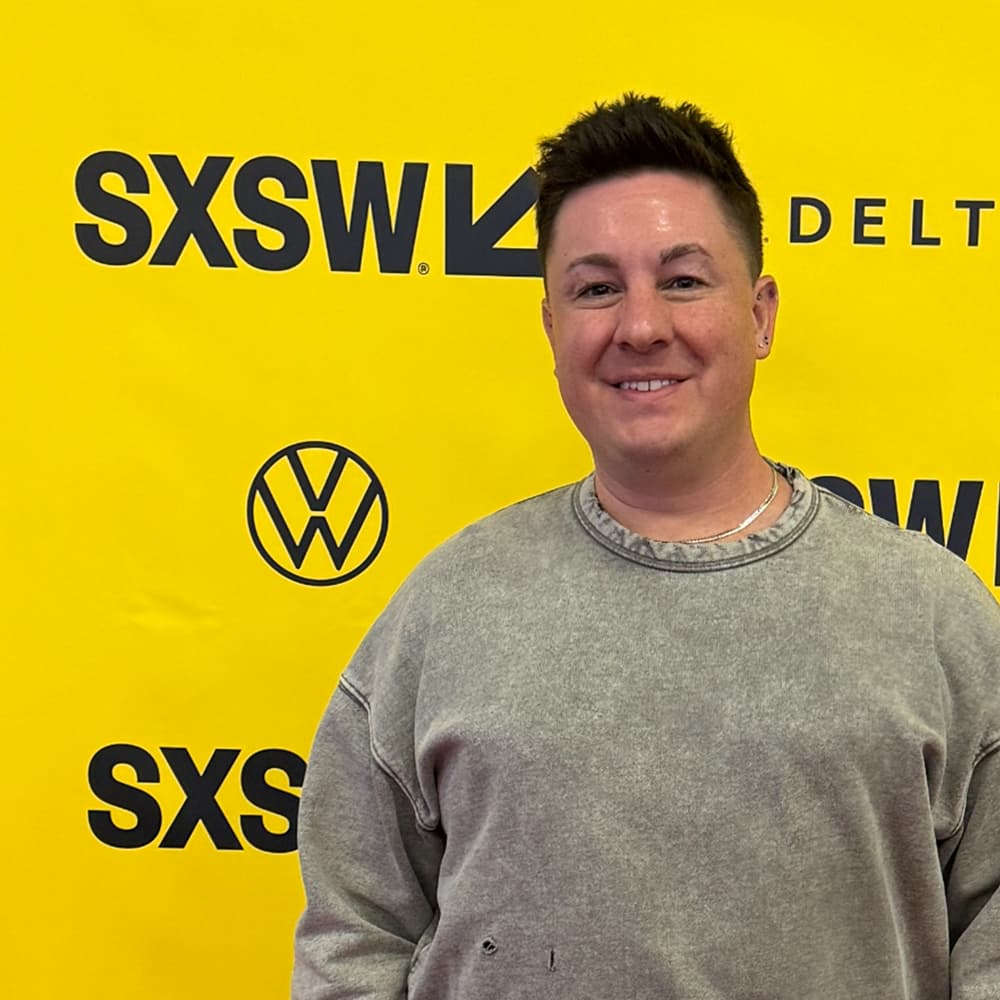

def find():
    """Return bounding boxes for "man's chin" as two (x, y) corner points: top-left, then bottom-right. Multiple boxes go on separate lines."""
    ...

(595, 437), (691, 477)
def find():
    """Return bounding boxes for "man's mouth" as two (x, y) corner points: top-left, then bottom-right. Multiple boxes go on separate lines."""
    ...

(615, 378), (681, 391)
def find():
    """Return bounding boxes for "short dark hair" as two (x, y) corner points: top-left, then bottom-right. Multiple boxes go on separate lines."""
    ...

(534, 93), (763, 279)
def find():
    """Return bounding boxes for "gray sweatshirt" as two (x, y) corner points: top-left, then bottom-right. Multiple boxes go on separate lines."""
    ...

(292, 465), (1000, 999)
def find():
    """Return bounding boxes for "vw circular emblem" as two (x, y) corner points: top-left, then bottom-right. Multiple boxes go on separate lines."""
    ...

(247, 441), (388, 586)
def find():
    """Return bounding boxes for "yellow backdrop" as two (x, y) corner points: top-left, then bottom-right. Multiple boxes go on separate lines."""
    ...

(4, 2), (999, 997)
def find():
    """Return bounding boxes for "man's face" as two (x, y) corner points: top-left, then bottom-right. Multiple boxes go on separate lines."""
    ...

(541, 170), (778, 479)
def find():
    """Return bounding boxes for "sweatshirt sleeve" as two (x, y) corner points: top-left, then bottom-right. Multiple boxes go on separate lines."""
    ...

(291, 684), (445, 1000)
(946, 744), (1000, 999)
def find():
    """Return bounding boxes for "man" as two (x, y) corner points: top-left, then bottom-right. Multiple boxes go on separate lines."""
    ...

(292, 95), (1000, 999)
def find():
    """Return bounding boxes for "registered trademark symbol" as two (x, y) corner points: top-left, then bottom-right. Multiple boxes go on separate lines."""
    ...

(417, 262), (430, 275)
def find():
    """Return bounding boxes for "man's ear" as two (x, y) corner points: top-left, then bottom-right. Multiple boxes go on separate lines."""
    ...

(541, 298), (555, 348)
(752, 275), (779, 359)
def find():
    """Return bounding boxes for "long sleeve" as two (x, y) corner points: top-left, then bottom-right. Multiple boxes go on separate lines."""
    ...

(292, 685), (445, 1000)
(944, 744), (1000, 999)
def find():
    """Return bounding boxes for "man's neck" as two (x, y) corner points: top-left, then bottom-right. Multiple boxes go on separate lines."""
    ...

(593, 444), (790, 543)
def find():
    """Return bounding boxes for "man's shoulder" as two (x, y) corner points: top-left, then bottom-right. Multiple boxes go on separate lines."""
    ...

(340, 482), (579, 693)
(808, 473), (995, 602)
(414, 480), (579, 578)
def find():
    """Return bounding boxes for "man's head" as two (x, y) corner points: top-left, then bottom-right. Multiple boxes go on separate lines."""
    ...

(534, 94), (763, 281)
(536, 96), (779, 482)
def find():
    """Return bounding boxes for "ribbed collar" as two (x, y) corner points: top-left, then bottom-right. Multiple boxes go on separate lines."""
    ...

(571, 461), (820, 572)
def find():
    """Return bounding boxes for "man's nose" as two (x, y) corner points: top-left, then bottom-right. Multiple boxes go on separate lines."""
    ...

(612, 285), (673, 351)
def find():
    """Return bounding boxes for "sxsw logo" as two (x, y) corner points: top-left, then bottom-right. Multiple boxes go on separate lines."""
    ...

(87, 744), (304, 853)
(247, 441), (388, 586)
(74, 151), (541, 277)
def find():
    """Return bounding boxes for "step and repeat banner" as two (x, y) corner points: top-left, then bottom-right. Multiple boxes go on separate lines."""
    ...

(4, 2), (999, 998)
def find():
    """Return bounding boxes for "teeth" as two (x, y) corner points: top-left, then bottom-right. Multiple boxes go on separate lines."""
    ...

(619, 379), (677, 391)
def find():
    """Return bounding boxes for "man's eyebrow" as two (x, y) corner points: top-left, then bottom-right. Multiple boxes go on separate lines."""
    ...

(563, 244), (713, 273)
(661, 243), (712, 264)
(565, 252), (617, 272)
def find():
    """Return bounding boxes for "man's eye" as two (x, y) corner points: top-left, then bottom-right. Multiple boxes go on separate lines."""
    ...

(667, 276), (702, 290)
(579, 283), (615, 298)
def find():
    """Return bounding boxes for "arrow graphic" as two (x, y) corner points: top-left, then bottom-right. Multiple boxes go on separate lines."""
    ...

(444, 165), (542, 277)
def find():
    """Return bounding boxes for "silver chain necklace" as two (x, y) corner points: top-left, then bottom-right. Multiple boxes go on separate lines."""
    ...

(680, 466), (780, 544)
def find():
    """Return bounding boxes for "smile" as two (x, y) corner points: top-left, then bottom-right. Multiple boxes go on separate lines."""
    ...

(616, 379), (680, 391)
